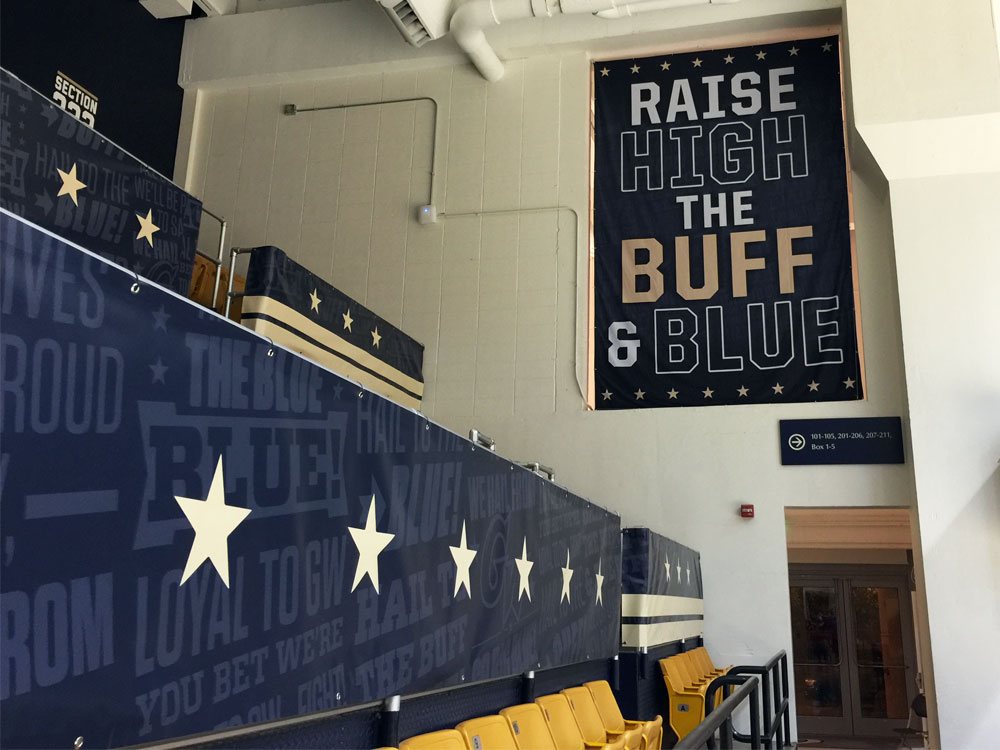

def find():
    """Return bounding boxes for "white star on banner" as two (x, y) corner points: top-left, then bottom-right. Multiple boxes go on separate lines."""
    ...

(602, 390), (612, 401)
(348, 496), (395, 594)
(174, 457), (251, 588)
(56, 163), (86, 206)
(595, 559), (605, 606)
(560, 549), (574, 604)
(135, 209), (160, 248)
(676, 561), (682, 580)
(515, 538), (534, 602)
(449, 521), (477, 598)
(687, 565), (691, 584)
(309, 288), (321, 312)
(665, 554), (671, 581)
(843, 377), (856, 390)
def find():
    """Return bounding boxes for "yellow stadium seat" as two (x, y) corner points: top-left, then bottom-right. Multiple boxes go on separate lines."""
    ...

(639, 717), (662, 750)
(399, 729), (468, 750)
(692, 647), (729, 677)
(601, 736), (626, 750)
(456, 714), (519, 750)
(536, 693), (590, 750)
(584, 680), (662, 750)
(561, 686), (611, 748)
(621, 726), (643, 750)
(675, 653), (711, 688)
(500, 703), (558, 750)
(659, 657), (707, 742)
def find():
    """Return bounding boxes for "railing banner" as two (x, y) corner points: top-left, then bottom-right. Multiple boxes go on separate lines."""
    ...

(0, 211), (621, 748)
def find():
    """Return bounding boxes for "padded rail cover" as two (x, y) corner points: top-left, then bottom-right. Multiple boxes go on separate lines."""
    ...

(621, 528), (703, 648)
(0, 211), (621, 748)
(241, 245), (424, 409)
(0, 68), (202, 296)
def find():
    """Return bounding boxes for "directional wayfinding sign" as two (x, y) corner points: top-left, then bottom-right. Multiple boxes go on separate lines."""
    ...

(780, 417), (905, 465)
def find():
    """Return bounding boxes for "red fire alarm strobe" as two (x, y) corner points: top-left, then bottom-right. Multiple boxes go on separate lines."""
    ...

(740, 504), (755, 518)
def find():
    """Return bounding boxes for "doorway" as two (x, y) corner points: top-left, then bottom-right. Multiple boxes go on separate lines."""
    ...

(789, 564), (918, 739)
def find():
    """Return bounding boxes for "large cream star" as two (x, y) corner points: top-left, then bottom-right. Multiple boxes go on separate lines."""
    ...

(348, 496), (395, 594)
(136, 209), (160, 247)
(560, 549), (574, 604)
(515, 537), (534, 602)
(174, 457), (251, 588)
(342, 309), (353, 331)
(309, 288), (321, 312)
(371, 327), (381, 348)
(56, 163), (86, 206)
(665, 554), (671, 581)
(449, 521), (478, 598)
(595, 559), (605, 606)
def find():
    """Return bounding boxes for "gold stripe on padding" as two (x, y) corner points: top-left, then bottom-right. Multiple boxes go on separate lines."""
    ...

(621, 594), (705, 618)
(246, 318), (421, 410)
(621, 621), (704, 649)
(242, 295), (423, 397)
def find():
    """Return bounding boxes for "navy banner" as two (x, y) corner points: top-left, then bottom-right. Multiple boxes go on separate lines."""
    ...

(242, 246), (425, 410)
(0, 211), (621, 748)
(620, 529), (703, 648)
(592, 36), (863, 409)
(0, 68), (201, 296)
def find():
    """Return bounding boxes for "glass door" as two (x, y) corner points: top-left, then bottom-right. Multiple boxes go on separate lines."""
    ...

(790, 579), (853, 736)
(790, 566), (918, 739)
(847, 580), (915, 736)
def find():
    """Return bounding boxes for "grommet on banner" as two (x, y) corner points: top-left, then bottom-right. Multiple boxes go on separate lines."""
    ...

(74, 738), (84, 750)
(359, 390), (364, 398)
(264, 337), (275, 357)
(129, 271), (141, 294)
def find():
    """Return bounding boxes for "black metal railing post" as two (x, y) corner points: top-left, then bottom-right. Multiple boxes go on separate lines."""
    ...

(521, 670), (536, 704)
(377, 694), (400, 749)
(780, 653), (791, 746)
(676, 675), (760, 750)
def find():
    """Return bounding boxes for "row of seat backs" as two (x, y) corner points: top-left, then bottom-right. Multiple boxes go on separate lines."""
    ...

(657, 647), (731, 742)
(659, 648), (728, 696)
(398, 680), (662, 750)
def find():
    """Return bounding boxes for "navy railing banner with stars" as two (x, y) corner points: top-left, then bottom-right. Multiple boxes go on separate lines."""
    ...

(0, 68), (201, 296)
(241, 245), (425, 410)
(592, 36), (863, 409)
(620, 528), (703, 648)
(0, 210), (621, 749)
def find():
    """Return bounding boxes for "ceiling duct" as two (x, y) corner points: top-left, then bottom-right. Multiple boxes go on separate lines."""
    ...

(376, 0), (739, 79)
(378, 0), (451, 46)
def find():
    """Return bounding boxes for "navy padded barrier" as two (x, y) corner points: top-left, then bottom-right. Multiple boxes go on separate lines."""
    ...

(399, 677), (523, 739)
(200, 706), (378, 749)
(193, 658), (619, 749)
(534, 658), (615, 697)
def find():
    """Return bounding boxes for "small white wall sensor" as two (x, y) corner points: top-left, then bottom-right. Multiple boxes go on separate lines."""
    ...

(418, 204), (437, 224)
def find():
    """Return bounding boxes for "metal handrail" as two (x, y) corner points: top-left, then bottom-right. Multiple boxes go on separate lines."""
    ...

(715, 650), (792, 749)
(676, 674), (760, 750)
